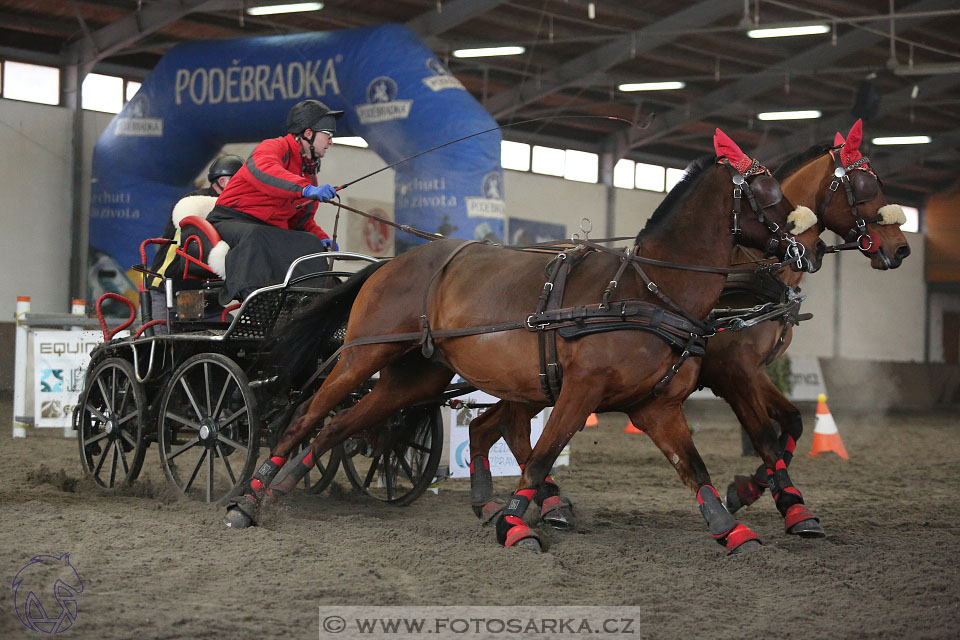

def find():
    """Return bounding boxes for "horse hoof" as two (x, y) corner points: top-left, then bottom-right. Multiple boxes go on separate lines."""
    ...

(728, 539), (762, 555)
(542, 506), (576, 530)
(472, 499), (504, 524)
(787, 518), (826, 538)
(223, 507), (254, 530)
(512, 537), (543, 553)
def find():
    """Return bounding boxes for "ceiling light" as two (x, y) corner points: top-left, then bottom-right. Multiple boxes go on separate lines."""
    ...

(452, 46), (525, 58)
(871, 136), (932, 145)
(757, 110), (822, 121)
(747, 25), (830, 38)
(619, 81), (686, 92)
(247, 2), (323, 16)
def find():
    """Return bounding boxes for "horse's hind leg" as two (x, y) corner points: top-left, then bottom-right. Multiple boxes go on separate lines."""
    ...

(634, 401), (762, 554)
(224, 342), (415, 529)
(722, 373), (824, 538)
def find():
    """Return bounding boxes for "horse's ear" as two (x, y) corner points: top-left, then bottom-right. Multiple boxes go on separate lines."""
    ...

(714, 128), (752, 173)
(834, 131), (846, 147)
(840, 119), (867, 168)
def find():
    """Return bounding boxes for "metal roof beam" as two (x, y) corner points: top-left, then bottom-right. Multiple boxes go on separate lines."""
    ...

(613, 0), (956, 156)
(483, 0), (743, 119)
(406, 0), (508, 45)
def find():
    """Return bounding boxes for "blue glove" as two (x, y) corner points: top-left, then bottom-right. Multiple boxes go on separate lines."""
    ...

(320, 238), (339, 251)
(303, 184), (337, 200)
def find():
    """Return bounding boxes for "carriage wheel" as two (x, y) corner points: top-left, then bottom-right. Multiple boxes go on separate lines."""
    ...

(339, 404), (442, 505)
(77, 358), (148, 489)
(302, 441), (342, 494)
(157, 353), (260, 503)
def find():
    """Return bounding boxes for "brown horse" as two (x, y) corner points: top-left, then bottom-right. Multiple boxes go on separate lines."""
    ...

(706, 120), (910, 522)
(224, 131), (820, 554)
(466, 120), (911, 539)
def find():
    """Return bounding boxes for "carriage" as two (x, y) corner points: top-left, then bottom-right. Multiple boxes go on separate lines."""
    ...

(73, 227), (451, 507)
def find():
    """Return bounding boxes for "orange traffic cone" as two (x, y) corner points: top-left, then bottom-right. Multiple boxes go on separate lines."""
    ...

(808, 393), (848, 459)
(585, 413), (599, 427)
(623, 419), (644, 434)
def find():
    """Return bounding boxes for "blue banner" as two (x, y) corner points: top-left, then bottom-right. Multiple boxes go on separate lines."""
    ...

(89, 24), (503, 299)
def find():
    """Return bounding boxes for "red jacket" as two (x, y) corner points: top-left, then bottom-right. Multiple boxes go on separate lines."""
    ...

(216, 134), (329, 240)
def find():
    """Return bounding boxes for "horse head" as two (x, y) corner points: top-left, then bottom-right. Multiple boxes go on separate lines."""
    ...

(714, 129), (820, 273)
(780, 120), (911, 270)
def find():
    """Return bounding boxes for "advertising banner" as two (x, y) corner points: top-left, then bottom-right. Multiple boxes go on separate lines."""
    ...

(90, 25), (503, 303)
(446, 386), (569, 478)
(31, 330), (104, 428)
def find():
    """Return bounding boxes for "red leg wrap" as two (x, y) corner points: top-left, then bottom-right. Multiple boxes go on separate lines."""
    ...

(541, 495), (564, 513)
(719, 523), (760, 552)
(503, 515), (538, 548)
(784, 503), (819, 529)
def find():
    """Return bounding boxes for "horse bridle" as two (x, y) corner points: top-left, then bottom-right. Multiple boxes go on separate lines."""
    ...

(725, 159), (806, 271)
(818, 145), (886, 254)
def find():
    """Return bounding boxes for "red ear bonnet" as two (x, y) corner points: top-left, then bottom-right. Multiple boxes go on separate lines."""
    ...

(713, 128), (753, 174)
(839, 119), (868, 169)
(834, 131), (846, 147)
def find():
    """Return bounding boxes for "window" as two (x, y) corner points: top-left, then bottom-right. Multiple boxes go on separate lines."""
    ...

(665, 167), (686, 192)
(501, 140), (530, 171)
(900, 205), (920, 233)
(125, 80), (142, 102)
(564, 149), (598, 183)
(2, 60), (59, 105)
(613, 159), (635, 189)
(82, 73), (124, 113)
(635, 162), (665, 192)
(531, 145), (566, 177)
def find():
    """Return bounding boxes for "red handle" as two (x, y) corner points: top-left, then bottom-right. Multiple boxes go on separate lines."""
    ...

(95, 293), (136, 341)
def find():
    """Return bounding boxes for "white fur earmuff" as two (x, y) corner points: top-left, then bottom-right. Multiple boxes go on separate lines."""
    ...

(207, 241), (230, 278)
(172, 195), (219, 229)
(877, 204), (907, 226)
(787, 205), (818, 235)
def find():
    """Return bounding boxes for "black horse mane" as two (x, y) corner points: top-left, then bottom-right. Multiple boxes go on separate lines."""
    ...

(773, 143), (832, 181)
(637, 154), (715, 242)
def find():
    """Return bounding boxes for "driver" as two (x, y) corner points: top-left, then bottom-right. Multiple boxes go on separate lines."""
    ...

(206, 99), (343, 303)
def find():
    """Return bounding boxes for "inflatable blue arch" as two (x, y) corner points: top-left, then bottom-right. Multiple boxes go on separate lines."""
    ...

(89, 24), (504, 282)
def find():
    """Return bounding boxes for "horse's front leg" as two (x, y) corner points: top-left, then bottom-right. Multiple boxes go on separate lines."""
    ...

(493, 380), (602, 552)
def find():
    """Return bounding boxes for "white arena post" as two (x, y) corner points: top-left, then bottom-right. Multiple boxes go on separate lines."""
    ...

(12, 295), (32, 438)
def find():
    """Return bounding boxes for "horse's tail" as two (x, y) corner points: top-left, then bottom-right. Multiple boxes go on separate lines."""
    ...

(267, 260), (388, 387)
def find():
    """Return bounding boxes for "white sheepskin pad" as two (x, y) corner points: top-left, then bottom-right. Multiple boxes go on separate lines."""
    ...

(878, 204), (907, 226)
(787, 205), (817, 235)
(172, 195), (219, 229)
(207, 240), (230, 278)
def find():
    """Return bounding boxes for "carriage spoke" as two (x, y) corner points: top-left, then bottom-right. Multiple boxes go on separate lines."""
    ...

(109, 442), (119, 487)
(217, 434), (248, 455)
(116, 440), (130, 475)
(116, 379), (131, 417)
(184, 449), (208, 493)
(216, 443), (237, 486)
(407, 442), (432, 454)
(164, 412), (201, 431)
(395, 450), (417, 485)
(179, 377), (205, 420)
(85, 403), (108, 424)
(217, 407), (247, 430)
(110, 368), (117, 412)
(84, 431), (109, 448)
(96, 377), (112, 413)
(203, 362), (213, 417)
(213, 376), (234, 421)
(117, 409), (139, 426)
(168, 437), (202, 460)
(384, 455), (395, 501)
(362, 455), (381, 489)
(93, 441), (111, 476)
(206, 451), (215, 502)
(118, 428), (138, 449)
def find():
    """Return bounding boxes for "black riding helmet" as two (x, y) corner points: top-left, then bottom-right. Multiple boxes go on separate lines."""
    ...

(287, 99), (344, 136)
(207, 155), (243, 183)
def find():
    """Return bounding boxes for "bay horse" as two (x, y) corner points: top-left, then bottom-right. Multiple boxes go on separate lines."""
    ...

(707, 119), (910, 522)
(225, 130), (820, 554)
(466, 120), (910, 540)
